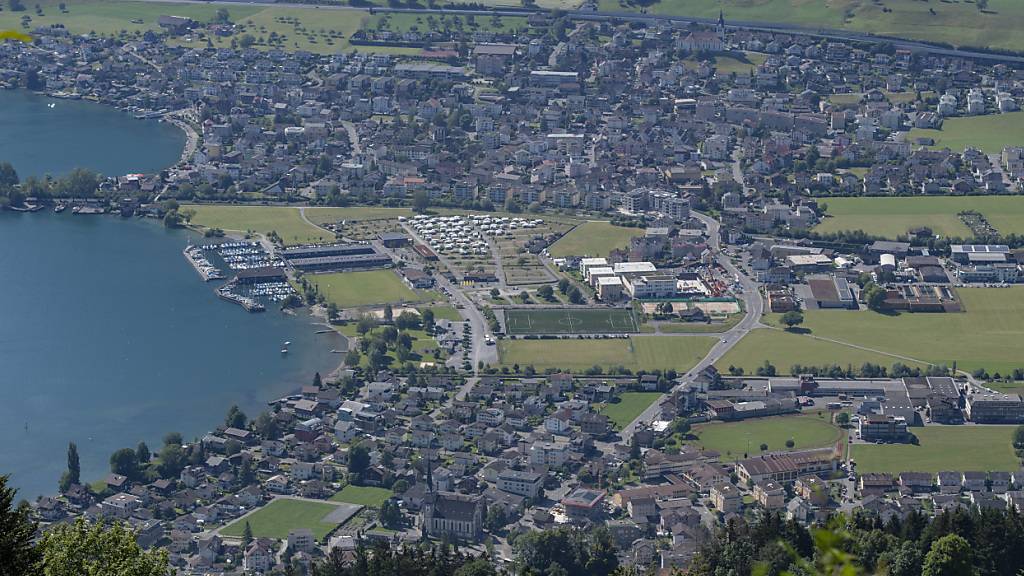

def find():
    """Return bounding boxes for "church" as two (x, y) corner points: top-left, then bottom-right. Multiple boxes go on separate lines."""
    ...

(679, 11), (726, 53)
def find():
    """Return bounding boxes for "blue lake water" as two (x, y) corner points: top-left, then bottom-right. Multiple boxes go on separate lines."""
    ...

(0, 212), (345, 498)
(0, 89), (186, 178)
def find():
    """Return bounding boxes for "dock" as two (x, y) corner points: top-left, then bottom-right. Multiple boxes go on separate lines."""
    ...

(216, 283), (265, 313)
(183, 245), (224, 282)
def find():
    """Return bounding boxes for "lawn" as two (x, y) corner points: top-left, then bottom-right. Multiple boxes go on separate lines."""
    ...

(908, 112), (1024, 155)
(715, 327), (929, 375)
(330, 485), (392, 508)
(497, 336), (715, 372)
(220, 498), (346, 541)
(307, 270), (421, 308)
(0, 0), (261, 37)
(852, 426), (1019, 474)
(600, 392), (663, 429)
(425, 306), (462, 322)
(756, 288), (1024, 375)
(594, 0), (1024, 52)
(366, 12), (529, 35)
(814, 196), (1024, 239)
(304, 207), (413, 226)
(505, 308), (638, 335)
(689, 412), (843, 461)
(682, 51), (766, 75)
(185, 205), (333, 245)
(548, 222), (645, 258)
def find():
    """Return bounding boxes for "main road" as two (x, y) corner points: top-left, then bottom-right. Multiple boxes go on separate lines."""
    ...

(618, 210), (763, 443)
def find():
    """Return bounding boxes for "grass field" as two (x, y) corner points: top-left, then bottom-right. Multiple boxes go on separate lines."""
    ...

(599, 392), (662, 429)
(497, 336), (715, 372)
(307, 270), (421, 308)
(852, 426), (1019, 474)
(908, 112), (1024, 155)
(220, 498), (346, 541)
(0, 0), (261, 37)
(814, 196), (1024, 238)
(682, 51), (766, 75)
(366, 12), (529, 34)
(689, 412), (842, 461)
(548, 222), (645, 258)
(329, 485), (392, 508)
(715, 327), (929, 375)
(722, 288), (1024, 376)
(186, 205), (333, 245)
(304, 207), (413, 226)
(594, 0), (1024, 52)
(505, 308), (638, 334)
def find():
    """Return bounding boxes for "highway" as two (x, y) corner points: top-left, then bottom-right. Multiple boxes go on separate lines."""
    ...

(618, 210), (763, 443)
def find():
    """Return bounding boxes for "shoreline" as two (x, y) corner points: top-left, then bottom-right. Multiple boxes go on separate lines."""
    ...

(1, 211), (348, 500)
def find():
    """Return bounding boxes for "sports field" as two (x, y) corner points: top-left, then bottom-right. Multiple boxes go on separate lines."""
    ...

(852, 426), (1018, 474)
(715, 327), (928, 375)
(689, 412), (842, 461)
(498, 336), (715, 372)
(599, 392), (662, 429)
(220, 498), (354, 541)
(505, 308), (638, 334)
(329, 485), (392, 508)
(185, 205), (333, 245)
(593, 0), (1024, 52)
(548, 221), (645, 258)
(908, 112), (1024, 155)
(307, 270), (421, 308)
(814, 196), (1024, 239)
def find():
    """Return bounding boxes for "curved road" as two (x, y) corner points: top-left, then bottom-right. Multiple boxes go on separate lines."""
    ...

(619, 210), (763, 443)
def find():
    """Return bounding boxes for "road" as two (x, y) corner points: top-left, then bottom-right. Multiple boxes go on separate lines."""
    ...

(618, 210), (763, 443)
(340, 120), (362, 156)
(131, 0), (1024, 65)
(398, 221), (499, 372)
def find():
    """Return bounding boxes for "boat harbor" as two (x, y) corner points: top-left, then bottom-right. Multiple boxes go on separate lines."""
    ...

(183, 245), (224, 281)
(183, 241), (295, 313)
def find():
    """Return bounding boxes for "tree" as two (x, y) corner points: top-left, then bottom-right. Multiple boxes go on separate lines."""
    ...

(163, 432), (183, 447)
(1013, 425), (1024, 450)
(836, 412), (851, 427)
(922, 534), (975, 576)
(109, 448), (140, 480)
(567, 287), (584, 304)
(37, 517), (169, 576)
(453, 558), (498, 576)
(135, 442), (151, 467)
(537, 285), (554, 301)
(412, 190), (430, 213)
(0, 162), (18, 186)
(0, 474), (41, 575)
(557, 278), (570, 294)
(421, 308), (435, 333)
(254, 411), (280, 440)
(863, 282), (887, 311)
(348, 443), (371, 479)
(379, 498), (402, 528)
(780, 310), (804, 329)
(215, 7), (230, 22)
(60, 442), (81, 492)
(225, 405), (247, 429)
(485, 504), (508, 532)
(7, 0), (25, 11)
(395, 311), (420, 330)
(759, 443), (768, 452)
(242, 521), (253, 547)
(383, 304), (393, 323)
(239, 33), (255, 48)
(785, 439), (795, 448)
(156, 443), (186, 479)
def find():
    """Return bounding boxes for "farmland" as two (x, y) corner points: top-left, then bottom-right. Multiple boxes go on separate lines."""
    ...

(593, 0), (1024, 52)
(852, 426), (1019, 474)
(814, 196), (1024, 239)
(220, 498), (354, 541)
(548, 221), (645, 258)
(306, 270), (423, 309)
(497, 336), (715, 372)
(907, 112), (1024, 155)
(504, 308), (638, 335)
(689, 412), (843, 462)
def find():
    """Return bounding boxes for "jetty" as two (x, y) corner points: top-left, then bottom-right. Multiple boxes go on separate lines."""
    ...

(183, 245), (224, 282)
(216, 283), (264, 313)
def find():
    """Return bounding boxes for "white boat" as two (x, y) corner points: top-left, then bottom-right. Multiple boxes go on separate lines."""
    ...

(281, 348), (289, 354)
(284, 341), (291, 346)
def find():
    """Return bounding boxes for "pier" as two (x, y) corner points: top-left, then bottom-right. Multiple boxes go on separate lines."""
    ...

(183, 245), (224, 282)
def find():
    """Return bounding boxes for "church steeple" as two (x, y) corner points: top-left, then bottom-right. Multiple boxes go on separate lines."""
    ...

(717, 9), (726, 39)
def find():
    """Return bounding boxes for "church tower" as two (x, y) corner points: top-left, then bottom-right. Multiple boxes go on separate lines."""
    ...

(717, 9), (726, 40)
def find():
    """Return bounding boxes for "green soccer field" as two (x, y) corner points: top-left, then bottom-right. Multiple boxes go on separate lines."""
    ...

(852, 426), (1019, 474)
(504, 308), (638, 334)
(220, 498), (348, 541)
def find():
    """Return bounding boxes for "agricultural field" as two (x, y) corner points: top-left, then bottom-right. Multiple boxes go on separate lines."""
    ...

(306, 270), (421, 309)
(185, 205), (334, 245)
(757, 288), (1024, 375)
(715, 327), (929, 375)
(366, 12), (528, 35)
(907, 112), (1024, 155)
(170, 7), (366, 54)
(304, 207), (413, 225)
(814, 196), (1024, 238)
(599, 392), (663, 429)
(504, 308), (638, 335)
(688, 412), (843, 461)
(0, 0), (261, 37)
(497, 336), (715, 372)
(593, 0), (1024, 52)
(220, 498), (354, 541)
(548, 221), (645, 258)
(852, 426), (1019, 474)
(329, 485), (393, 508)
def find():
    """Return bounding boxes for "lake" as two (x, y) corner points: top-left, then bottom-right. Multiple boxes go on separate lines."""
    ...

(0, 212), (345, 498)
(0, 89), (185, 178)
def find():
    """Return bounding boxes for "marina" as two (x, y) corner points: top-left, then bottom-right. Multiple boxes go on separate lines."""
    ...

(183, 245), (224, 281)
